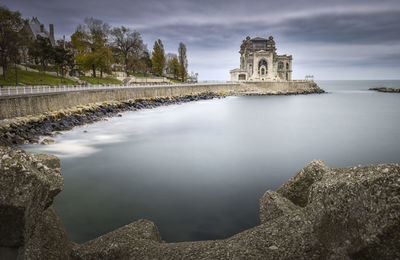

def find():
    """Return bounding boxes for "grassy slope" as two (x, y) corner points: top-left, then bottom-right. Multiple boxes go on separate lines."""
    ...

(0, 69), (76, 86)
(132, 73), (153, 77)
(79, 76), (122, 84)
(26, 64), (58, 72)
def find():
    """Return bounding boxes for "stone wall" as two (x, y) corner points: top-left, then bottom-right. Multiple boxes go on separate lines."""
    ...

(0, 81), (319, 120)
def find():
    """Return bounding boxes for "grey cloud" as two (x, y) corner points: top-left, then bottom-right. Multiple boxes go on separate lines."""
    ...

(2, 0), (400, 79)
(279, 11), (400, 44)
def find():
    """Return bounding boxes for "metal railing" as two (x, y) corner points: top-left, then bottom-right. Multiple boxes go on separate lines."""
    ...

(0, 82), (237, 97)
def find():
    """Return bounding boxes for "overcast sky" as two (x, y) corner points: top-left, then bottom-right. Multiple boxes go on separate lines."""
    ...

(3, 0), (400, 80)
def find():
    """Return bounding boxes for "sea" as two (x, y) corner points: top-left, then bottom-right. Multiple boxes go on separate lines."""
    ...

(23, 80), (400, 243)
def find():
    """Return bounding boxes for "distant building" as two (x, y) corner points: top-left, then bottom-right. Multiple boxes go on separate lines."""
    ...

(187, 72), (198, 83)
(230, 36), (292, 81)
(22, 17), (56, 46)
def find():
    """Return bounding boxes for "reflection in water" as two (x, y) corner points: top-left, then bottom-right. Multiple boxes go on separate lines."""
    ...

(24, 80), (400, 243)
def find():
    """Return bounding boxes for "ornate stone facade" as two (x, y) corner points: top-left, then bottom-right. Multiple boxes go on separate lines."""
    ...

(230, 36), (292, 81)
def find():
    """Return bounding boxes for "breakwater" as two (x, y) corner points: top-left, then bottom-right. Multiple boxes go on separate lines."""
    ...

(0, 81), (322, 120)
(369, 87), (400, 93)
(0, 93), (223, 146)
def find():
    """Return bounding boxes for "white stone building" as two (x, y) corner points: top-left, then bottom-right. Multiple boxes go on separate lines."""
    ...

(230, 36), (292, 82)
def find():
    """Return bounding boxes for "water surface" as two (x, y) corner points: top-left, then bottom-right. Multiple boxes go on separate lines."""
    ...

(24, 80), (400, 243)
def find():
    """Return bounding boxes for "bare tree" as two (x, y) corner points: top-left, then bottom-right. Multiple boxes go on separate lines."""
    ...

(111, 26), (145, 76)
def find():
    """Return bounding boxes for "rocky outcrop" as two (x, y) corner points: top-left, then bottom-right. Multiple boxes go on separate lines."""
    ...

(0, 147), (72, 259)
(276, 158), (329, 207)
(369, 87), (400, 93)
(242, 81), (325, 96)
(1, 146), (399, 259)
(72, 219), (162, 259)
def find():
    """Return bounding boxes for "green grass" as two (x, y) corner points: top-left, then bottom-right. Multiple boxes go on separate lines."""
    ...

(133, 73), (153, 77)
(79, 76), (122, 84)
(0, 69), (76, 86)
(26, 64), (58, 72)
(170, 79), (183, 83)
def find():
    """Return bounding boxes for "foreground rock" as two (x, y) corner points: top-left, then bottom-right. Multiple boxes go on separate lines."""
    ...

(369, 87), (400, 93)
(1, 146), (399, 259)
(0, 146), (72, 259)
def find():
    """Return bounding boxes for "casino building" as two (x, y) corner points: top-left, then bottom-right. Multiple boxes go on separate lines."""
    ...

(230, 36), (292, 81)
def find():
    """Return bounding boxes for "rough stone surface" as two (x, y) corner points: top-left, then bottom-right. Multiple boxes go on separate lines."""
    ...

(24, 205), (74, 260)
(72, 219), (162, 259)
(0, 146), (64, 258)
(259, 190), (299, 224)
(277, 159), (329, 206)
(307, 164), (400, 259)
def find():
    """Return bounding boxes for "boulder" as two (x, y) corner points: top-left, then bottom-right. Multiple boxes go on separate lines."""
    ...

(72, 219), (163, 259)
(277, 159), (329, 206)
(259, 190), (299, 224)
(307, 164), (400, 259)
(41, 138), (56, 145)
(24, 206), (74, 260)
(0, 146), (64, 258)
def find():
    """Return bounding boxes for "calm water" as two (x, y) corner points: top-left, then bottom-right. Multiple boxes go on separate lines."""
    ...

(24, 80), (400, 243)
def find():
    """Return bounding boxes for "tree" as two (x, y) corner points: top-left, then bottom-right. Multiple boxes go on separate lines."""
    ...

(52, 45), (73, 79)
(178, 42), (188, 82)
(139, 50), (152, 75)
(0, 6), (26, 79)
(71, 18), (112, 78)
(151, 39), (165, 76)
(111, 26), (145, 76)
(28, 36), (54, 73)
(168, 57), (179, 79)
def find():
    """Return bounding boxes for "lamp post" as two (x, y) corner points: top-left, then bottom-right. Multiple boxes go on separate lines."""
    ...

(60, 65), (65, 84)
(26, 54), (30, 71)
(15, 62), (18, 87)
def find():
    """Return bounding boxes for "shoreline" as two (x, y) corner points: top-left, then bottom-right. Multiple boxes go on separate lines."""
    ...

(0, 93), (224, 146)
(0, 88), (325, 146)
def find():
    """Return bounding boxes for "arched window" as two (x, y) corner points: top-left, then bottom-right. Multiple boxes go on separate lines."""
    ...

(286, 73), (288, 80)
(258, 59), (268, 70)
(258, 59), (268, 76)
(286, 63), (289, 70)
(278, 61), (283, 70)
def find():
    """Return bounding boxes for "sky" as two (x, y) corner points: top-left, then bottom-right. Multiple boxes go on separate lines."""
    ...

(3, 0), (400, 80)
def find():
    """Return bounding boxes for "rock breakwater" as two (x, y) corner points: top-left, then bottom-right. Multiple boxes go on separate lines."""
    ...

(1, 147), (399, 259)
(369, 87), (400, 93)
(0, 93), (223, 146)
(243, 88), (325, 96)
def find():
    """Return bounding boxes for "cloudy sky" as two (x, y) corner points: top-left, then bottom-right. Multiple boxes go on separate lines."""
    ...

(3, 0), (400, 80)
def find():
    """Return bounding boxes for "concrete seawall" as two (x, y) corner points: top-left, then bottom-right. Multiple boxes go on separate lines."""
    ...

(0, 81), (319, 120)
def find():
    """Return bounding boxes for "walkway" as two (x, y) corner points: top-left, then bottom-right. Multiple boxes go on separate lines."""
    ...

(0, 82), (237, 98)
